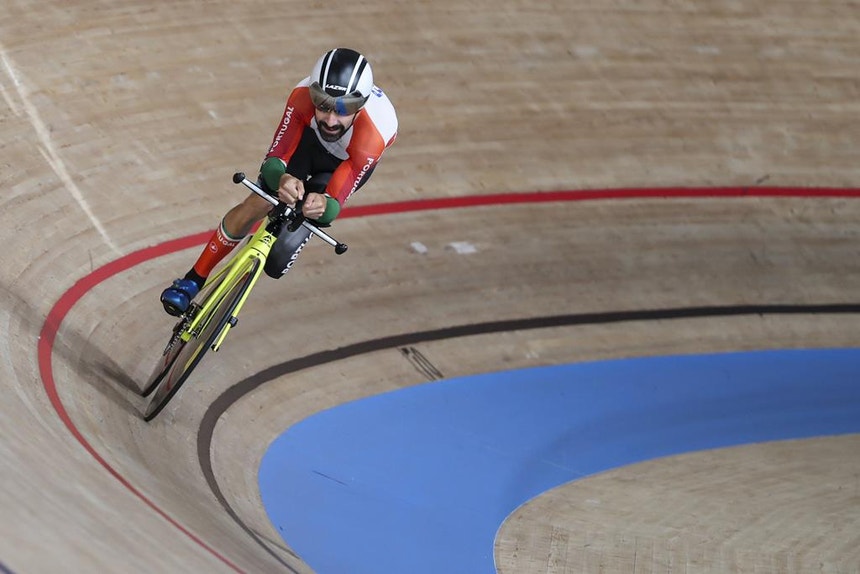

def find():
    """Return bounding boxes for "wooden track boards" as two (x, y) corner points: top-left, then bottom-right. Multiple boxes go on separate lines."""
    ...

(1, 2), (858, 572)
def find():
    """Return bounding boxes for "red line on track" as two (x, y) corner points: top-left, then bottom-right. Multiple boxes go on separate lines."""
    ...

(36, 189), (860, 571)
(339, 188), (860, 217)
(34, 231), (247, 572)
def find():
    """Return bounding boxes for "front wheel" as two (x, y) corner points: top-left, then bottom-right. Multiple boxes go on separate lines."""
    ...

(140, 309), (198, 398)
(143, 264), (257, 421)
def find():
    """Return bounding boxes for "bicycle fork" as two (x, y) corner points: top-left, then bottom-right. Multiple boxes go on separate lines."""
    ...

(206, 230), (276, 352)
(208, 257), (266, 352)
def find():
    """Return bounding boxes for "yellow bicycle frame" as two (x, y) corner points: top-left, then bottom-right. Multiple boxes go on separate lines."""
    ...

(179, 217), (277, 351)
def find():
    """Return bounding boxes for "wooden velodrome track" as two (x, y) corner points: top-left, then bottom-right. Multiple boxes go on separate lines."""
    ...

(1, 1), (859, 573)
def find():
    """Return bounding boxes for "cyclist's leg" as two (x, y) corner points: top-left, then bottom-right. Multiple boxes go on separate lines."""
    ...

(305, 172), (332, 194)
(223, 191), (274, 237)
(161, 193), (271, 315)
(189, 193), (270, 280)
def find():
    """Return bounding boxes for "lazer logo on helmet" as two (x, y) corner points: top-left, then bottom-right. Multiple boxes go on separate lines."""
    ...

(325, 84), (348, 93)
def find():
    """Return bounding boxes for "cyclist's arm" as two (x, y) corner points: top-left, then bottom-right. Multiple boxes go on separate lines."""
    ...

(326, 108), (394, 210)
(265, 84), (313, 162)
(259, 157), (338, 223)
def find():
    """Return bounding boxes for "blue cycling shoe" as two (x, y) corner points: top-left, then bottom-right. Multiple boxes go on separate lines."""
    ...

(160, 278), (200, 316)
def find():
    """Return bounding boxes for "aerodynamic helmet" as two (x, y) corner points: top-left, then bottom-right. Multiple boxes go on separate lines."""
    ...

(309, 48), (374, 116)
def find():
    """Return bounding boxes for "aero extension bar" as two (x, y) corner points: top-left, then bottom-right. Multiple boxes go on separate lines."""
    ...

(232, 171), (348, 254)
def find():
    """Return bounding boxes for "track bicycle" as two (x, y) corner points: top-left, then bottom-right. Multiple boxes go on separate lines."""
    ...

(141, 172), (347, 421)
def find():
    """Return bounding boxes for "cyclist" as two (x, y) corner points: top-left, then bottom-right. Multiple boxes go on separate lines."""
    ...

(160, 47), (398, 316)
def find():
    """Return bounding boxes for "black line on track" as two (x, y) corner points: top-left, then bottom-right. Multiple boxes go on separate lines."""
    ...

(196, 302), (860, 571)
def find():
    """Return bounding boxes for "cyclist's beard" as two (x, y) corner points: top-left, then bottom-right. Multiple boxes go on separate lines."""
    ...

(317, 117), (355, 142)
(318, 121), (346, 142)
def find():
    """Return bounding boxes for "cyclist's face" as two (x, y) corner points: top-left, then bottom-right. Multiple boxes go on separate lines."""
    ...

(314, 107), (357, 142)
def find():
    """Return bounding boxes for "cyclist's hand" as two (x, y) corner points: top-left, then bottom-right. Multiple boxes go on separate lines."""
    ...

(303, 192), (328, 220)
(277, 173), (304, 206)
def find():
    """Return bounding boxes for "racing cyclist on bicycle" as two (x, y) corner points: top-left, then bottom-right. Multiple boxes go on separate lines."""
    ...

(160, 47), (398, 316)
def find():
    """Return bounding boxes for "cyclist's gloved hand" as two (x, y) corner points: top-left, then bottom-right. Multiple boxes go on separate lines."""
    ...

(277, 173), (304, 206)
(302, 192), (328, 220)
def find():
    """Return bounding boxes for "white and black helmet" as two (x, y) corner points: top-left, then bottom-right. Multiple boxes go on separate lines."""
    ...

(309, 48), (374, 115)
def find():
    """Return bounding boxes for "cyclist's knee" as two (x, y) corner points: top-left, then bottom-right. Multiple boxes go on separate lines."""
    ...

(306, 172), (332, 194)
(224, 195), (271, 236)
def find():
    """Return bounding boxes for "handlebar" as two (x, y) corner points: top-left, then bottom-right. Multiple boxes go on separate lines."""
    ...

(233, 172), (348, 254)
